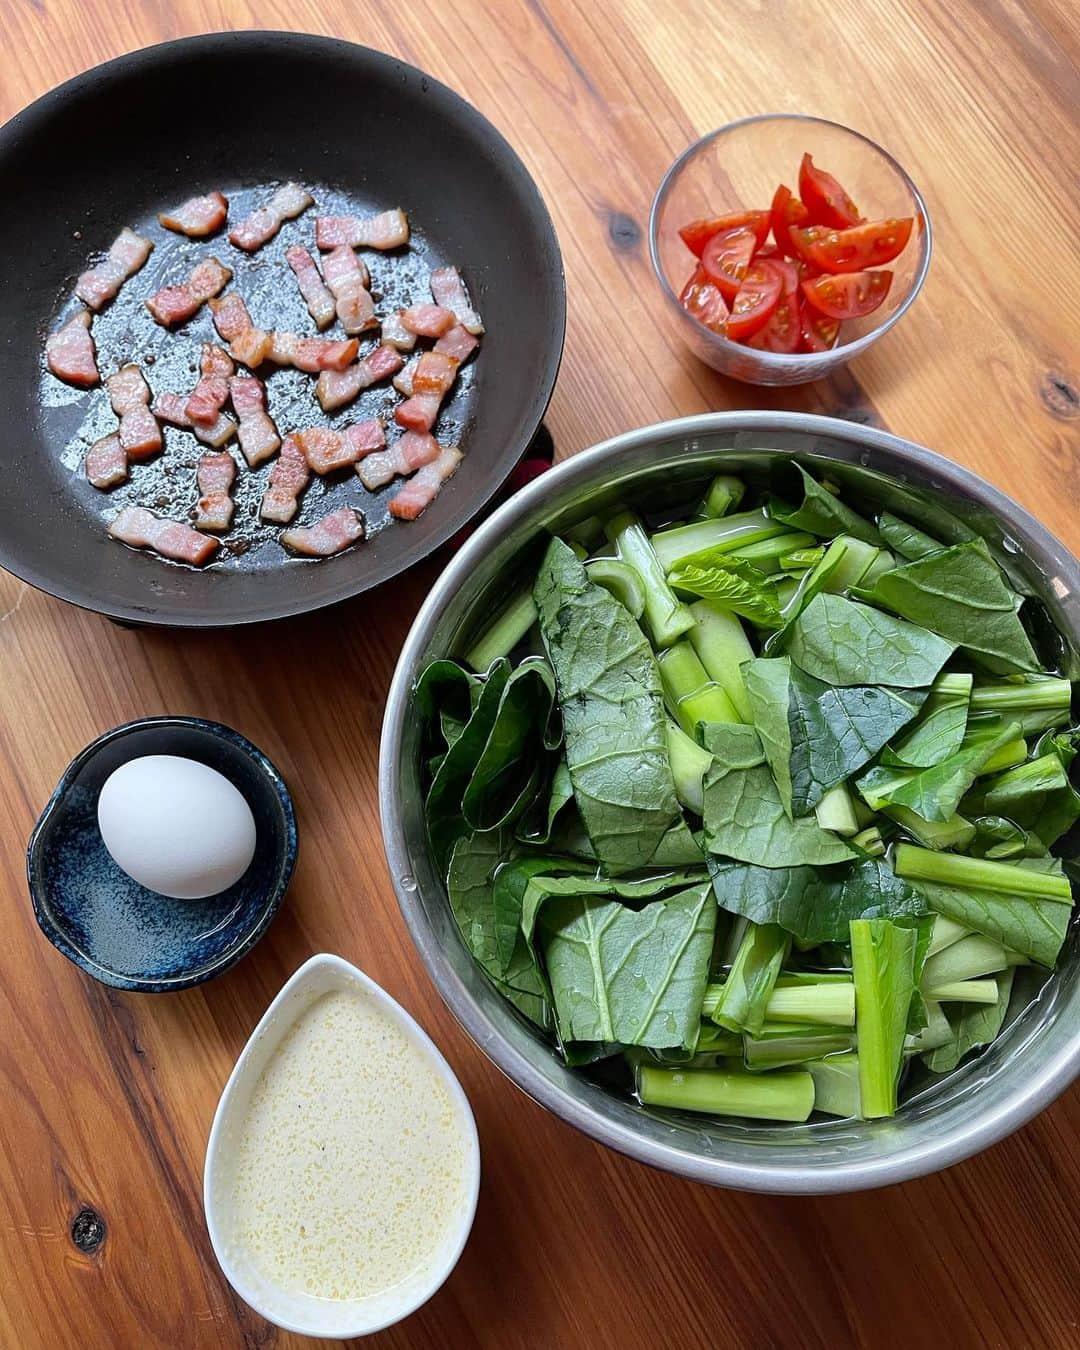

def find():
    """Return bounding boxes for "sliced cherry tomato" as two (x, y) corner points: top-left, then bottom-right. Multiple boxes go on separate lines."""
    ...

(769, 184), (810, 257)
(802, 269), (892, 320)
(789, 224), (832, 267)
(798, 154), (861, 229)
(798, 297), (840, 352)
(679, 265), (730, 332)
(727, 259), (783, 341)
(701, 225), (759, 300)
(748, 285), (799, 353)
(767, 256), (800, 297)
(679, 210), (770, 257)
(797, 217), (913, 273)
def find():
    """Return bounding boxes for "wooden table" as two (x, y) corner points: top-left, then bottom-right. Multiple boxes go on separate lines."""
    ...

(1, 3), (1077, 1346)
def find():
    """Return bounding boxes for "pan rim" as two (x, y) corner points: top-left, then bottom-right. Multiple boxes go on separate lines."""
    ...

(0, 30), (566, 628)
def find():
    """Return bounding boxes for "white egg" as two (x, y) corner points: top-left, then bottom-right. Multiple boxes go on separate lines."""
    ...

(97, 754), (257, 900)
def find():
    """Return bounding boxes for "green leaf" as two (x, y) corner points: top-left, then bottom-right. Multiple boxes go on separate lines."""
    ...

(534, 537), (690, 873)
(710, 922), (790, 1036)
(515, 757), (575, 844)
(769, 465), (882, 545)
(707, 856), (928, 943)
(667, 551), (783, 627)
(746, 656), (926, 816)
(701, 723), (854, 867)
(782, 593), (955, 688)
(461, 657), (559, 828)
(857, 539), (1040, 675)
(446, 830), (550, 1028)
(876, 512), (943, 561)
(857, 715), (1022, 823)
(910, 856), (1072, 967)
(923, 968), (1015, 1073)
(886, 673), (972, 768)
(968, 726), (1080, 847)
(970, 816), (1043, 860)
(538, 883), (717, 1049)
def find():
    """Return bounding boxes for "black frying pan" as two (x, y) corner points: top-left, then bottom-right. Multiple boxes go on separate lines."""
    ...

(0, 32), (565, 626)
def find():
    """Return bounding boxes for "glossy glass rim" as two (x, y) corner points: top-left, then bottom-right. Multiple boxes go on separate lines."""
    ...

(648, 113), (934, 368)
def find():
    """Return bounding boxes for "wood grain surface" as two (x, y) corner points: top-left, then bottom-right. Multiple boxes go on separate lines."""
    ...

(1, 2), (1078, 1347)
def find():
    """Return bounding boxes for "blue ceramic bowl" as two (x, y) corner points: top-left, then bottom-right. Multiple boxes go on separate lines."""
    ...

(27, 717), (297, 992)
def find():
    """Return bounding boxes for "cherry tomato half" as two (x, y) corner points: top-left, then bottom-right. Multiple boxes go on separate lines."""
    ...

(727, 259), (783, 341)
(747, 287), (799, 352)
(801, 269), (892, 320)
(798, 154), (862, 229)
(679, 210), (770, 257)
(769, 184), (810, 257)
(679, 265), (730, 332)
(796, 217), (913, 274)
(701, 225), (760, 300)
(798, 297), (840, 352)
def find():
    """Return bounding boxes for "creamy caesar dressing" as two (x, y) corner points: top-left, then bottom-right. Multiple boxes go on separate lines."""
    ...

(219, 988), (472, 1303)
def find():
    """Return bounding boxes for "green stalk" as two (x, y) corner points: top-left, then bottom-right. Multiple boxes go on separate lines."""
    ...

(970, 677), (1072, 734)
(687, 600), (754, 722)
(852, 825), (886, 857)
(779, 546), (825, 572)
(893, 844), (1074, 901)
(904, 1001), (951, 1053)
(697, 474), (746, 519)
(765, 982), (856, 1028)
(636, 1065), (815, 1122)
(921, 934), (1007, 990)
(694, 1023), (742, 1056)
(586, 558), (646, 618)
(465, 587), (536, 670)
(923, 978), (999, 1004)
(665, 720), (712, 816)
(711, 923), (791, 1036)
(650, 509), (790, 572)
(744, 1026), (853, 1070)
(657, 642), (738, 733)
(850, 918), (920, 1118)
(727, 530), (816, 576)
(884, 806), (976, 851)
(925, 915), (971, 959)
(979, 737), (1029, 776)
(606, 510), (695, 648)
(805, 1053), (862, 1118)
(819, 535), (884, 594)
(861, 547), (897, 587)
(815, 782), (861, 837)
(564, 515), (605, 549)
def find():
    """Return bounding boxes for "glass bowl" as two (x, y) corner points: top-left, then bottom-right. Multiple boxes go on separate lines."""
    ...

(650, 114), (932, 386)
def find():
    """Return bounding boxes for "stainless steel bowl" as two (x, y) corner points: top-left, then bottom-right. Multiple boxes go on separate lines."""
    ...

(380, 412), (1079, 1194)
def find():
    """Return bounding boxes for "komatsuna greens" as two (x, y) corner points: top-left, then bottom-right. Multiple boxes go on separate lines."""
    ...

(414, 462), (1077, 1127)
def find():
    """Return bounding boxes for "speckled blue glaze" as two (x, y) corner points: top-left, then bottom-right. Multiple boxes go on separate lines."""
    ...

(26, 717), (298, 992)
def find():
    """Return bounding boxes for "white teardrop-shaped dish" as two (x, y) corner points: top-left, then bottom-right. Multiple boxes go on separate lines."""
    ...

(203, 953), (480, 1339)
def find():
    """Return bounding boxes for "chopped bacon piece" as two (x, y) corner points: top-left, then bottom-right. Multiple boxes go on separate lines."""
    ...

(429, 266), (483, 335)
(159, 191), (229, 237)
(109, 506), (219, 565)
(209, 292), (255, 342)
(285, 245), (336, 330)
(356, 430), (440, 490)
(260, 434), (311, 524)
(393, 356), (418, 397)
(229, 181), (314, 252)
(380, 310), (417, 352)
(75, 228), (153, 311)
(153, 392), (237, 448)
(401, 304), (456, 338)
(107, 364), (162, 461)
(195, 451), (237, 531)
(146, 256), (232, 327)
(435, 324), (481, 364)
(394, 393), (442, 433)
(266, 332), (359, 373)
(389, 445), (463, 520)
(296, 419), (385, 474)
(46, 310), (99, 387)
(315, 343), (404, 412)
(230, 375), (281, 467)
(321, 246), (377, 334)
(201, 344), (235, 378)
(85, 433), (127, 490)
(281, 506), (364, 557)
(315, 208), (409, 251)
(230, 327), (273, 368)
